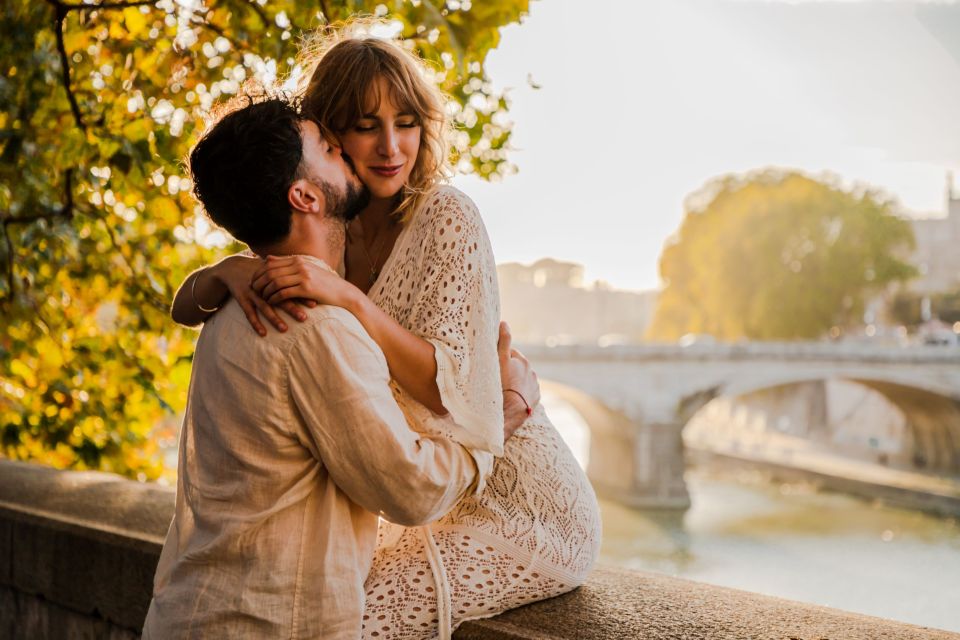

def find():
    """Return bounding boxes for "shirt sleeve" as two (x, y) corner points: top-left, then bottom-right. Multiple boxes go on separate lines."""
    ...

(286, 315), (478, 527)
(407, 187), (505, 459)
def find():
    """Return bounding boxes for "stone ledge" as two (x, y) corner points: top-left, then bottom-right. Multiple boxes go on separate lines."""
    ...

(456, 566), (958, 640)
(0, 459), (173, 634)
(1, 459), (957, 639)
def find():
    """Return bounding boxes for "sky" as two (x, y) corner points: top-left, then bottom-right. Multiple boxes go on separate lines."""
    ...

(451, 0), (960, 292)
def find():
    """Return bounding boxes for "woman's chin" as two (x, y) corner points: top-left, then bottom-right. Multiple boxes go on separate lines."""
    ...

(365, 180), (405, 202)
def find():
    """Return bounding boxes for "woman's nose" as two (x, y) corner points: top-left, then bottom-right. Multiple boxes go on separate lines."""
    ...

(377, 128), (399, 157)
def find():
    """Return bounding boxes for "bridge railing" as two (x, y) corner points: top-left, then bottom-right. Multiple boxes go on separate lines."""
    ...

(517, 340), (960, 362)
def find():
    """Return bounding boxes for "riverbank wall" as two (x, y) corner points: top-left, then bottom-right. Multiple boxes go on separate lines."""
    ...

(688, 446), (960, 517)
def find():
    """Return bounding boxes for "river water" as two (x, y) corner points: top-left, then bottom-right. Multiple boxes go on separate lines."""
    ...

(543, 393), (960, 633)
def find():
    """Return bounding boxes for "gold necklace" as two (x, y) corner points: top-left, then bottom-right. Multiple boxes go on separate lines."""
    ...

(354, 219), (395, 287)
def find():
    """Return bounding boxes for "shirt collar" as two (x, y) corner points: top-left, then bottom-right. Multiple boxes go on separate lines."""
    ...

(294, 254), (339, 276)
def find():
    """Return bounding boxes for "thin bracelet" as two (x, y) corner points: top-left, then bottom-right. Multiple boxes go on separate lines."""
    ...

(503, 388), (532, 416)
(190, 272), (221, 313)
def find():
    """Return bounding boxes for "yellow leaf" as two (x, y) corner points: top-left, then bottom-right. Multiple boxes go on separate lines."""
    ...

(10, 359), (37, 388)
(123, 7), (148, 36)
(109, 20), (127, 40)
(122, 118), (150, 142)
(63, 30), (88, 53)
(147, 197), (182, 226)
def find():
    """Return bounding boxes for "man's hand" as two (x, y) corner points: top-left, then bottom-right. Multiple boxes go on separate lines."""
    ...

(498, 321), (541, 441)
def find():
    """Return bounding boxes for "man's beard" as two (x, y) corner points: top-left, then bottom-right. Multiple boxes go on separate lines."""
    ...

(316, 177), (369, 223)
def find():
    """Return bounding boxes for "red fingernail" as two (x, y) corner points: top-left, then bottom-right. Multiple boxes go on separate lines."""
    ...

(279, 323), (287, 331)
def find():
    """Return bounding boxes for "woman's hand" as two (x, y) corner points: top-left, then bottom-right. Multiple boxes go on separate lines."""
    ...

(214, 254), (315, 336)
(251, 255), (362, 311)
(498, 322), (541, 440)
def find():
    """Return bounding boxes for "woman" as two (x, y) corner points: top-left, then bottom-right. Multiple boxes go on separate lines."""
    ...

(173, 24), (601, 639)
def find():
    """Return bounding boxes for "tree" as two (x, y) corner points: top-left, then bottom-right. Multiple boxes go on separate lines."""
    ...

(647, 170), (917, 342)
(0, 0), (530, 481)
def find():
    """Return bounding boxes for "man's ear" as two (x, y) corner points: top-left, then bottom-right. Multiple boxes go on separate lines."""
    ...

(288, 178), (323, 214)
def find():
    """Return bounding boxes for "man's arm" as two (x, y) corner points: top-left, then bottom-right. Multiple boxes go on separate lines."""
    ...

(288, 315), (478, 527)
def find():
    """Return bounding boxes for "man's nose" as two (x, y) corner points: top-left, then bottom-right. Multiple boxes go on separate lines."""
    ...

(377, 127), (399, 157)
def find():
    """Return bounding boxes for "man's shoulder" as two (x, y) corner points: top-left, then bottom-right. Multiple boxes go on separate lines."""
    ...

(198, 301), (372, 359)
(279, 303), (378, 354)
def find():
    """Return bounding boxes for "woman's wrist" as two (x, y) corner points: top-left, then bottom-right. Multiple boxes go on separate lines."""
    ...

(195, 262), (233, 310)
(212, 254), (247, 286)
(191, 271), (222, 313)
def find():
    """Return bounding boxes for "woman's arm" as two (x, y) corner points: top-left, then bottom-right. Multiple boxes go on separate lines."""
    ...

(350, 291), (447, 414)
(252, 255), (447, 414)
(252, 258), (541, 440)
(171, 254), (311, 335)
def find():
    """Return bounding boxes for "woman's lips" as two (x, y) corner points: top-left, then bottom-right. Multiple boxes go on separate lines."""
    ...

(370, 164), (403, 177)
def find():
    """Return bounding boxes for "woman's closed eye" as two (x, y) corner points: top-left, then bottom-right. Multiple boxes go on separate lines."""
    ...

(353, 119), (419, 132)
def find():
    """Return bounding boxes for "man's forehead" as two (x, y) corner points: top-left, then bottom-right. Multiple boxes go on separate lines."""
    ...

(299, 119), (319, 141)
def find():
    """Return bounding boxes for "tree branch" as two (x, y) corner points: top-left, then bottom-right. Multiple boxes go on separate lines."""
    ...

(2, 170), (76, 229)
(56, 0), (158, 10)
(50, 3), (85, 131)
(318, 0), (331, 22)
(1, 170), (76, 302)
(242, 0), (269, 26)
(1, 223), (14, 304)
(187, 14), (248, 52)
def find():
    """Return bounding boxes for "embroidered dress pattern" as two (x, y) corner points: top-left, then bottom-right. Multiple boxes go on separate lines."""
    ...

(360, 186), (602, 639)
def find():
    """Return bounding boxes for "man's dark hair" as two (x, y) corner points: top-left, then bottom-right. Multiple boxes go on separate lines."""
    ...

(189, 98), (304, 247)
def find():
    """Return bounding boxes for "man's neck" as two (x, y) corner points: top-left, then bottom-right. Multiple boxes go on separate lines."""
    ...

(254, 219), (346, 273)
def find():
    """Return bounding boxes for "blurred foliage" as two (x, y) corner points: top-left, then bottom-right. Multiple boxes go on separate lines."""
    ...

(890, 290), (960, 326)
(0, 0), (530, 481)
(648, 170), (918, 342)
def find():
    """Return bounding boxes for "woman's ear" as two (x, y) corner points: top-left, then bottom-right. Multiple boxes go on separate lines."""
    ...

(288, 178), (322, 214)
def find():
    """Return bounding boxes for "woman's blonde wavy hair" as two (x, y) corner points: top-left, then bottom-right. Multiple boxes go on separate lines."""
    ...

(298, 20), (452, 223)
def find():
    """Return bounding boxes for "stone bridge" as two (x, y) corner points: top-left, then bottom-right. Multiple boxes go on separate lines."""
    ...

(518, 342), (960, 509)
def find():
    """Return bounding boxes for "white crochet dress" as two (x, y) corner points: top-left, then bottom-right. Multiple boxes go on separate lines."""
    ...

(360, 186), (602, 639)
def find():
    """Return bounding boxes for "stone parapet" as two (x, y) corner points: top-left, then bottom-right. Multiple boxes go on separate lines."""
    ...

(519, 341), (960, 364)
(0, 459), (171, 639)
(0, 459), (956, 639)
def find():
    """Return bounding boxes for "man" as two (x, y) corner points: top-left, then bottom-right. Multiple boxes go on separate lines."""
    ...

(143, 97), (535, 638)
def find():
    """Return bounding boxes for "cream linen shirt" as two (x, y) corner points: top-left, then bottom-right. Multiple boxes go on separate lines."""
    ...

(142, 262), (479, 639)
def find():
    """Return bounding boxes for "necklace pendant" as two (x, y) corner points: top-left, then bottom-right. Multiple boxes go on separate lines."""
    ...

(369, 270), (379, 286)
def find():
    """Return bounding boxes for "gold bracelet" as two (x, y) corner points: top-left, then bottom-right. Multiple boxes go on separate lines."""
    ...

(190, 272), (221, 313)
(503, 388), (532, 416)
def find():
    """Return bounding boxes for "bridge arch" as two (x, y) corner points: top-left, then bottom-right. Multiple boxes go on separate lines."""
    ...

(525, 343), (960, 508)
(681, 375), (960, 475)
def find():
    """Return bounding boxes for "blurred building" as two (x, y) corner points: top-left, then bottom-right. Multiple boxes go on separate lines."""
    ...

(497, 258), (658, 345)
(906, 175), (960, 295)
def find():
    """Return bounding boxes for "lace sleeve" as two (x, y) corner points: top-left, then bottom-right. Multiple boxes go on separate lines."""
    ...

(408, 186), (504, 457)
